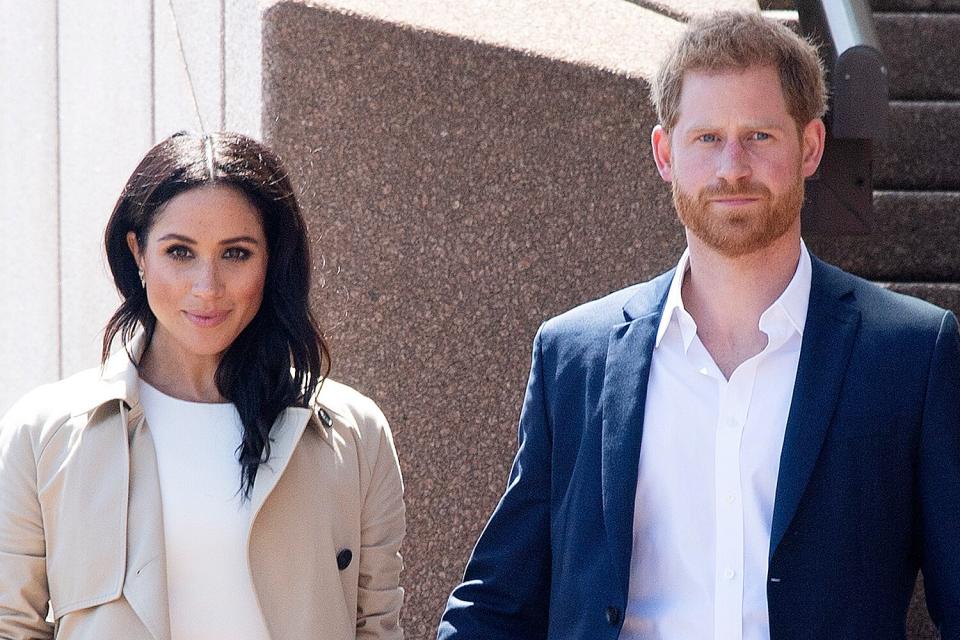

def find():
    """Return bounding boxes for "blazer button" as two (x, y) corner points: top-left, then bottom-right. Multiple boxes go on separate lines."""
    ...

(605, 606), (621, 626)
(336, 548), (353, 571)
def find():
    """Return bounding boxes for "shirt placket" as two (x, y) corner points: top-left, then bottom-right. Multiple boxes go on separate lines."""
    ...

(713, 358), (758, 640)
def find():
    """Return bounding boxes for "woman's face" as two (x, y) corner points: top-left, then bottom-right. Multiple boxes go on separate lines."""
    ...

(127, 184), (268, 361)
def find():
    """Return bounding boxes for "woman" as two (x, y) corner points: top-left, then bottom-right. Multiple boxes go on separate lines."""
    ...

(0, 132), (405, 639)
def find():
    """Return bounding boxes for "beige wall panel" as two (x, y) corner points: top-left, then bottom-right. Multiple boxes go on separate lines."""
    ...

(154, 0), (224, 138)
(58, 1), (154, 377)
(0, 2), (60, 415)
(225, 0), (263, 136)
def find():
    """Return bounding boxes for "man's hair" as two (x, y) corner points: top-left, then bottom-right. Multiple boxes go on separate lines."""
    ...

(651, 11), (828, 132)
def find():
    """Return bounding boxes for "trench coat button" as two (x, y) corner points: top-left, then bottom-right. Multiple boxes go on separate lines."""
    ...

(317, 408), (333, 428)
(605, 606), (621, 626)
(336, 549), (353, 571)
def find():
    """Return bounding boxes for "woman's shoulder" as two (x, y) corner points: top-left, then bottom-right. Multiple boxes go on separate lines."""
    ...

(0, 365), (111, 451)
(312, 378), (389, 435)
(310, 378), (397, 460)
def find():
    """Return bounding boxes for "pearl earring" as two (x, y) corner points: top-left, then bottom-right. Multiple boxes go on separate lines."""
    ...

(138, 269), (145, 288)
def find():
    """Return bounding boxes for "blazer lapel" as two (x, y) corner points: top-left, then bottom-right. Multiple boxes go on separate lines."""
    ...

(601, 273), (672, 598)
(122, 404), (171, 640)
(769, 257), (860, 559)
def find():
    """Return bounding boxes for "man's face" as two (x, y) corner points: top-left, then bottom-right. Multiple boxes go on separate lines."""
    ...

(651, 65), (824, 258)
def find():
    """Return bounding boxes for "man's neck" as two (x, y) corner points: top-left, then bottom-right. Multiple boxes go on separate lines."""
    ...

(681, 231), (802, 379)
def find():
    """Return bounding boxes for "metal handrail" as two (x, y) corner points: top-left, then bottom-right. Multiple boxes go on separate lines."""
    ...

(794, 0), (889, 235)
(796, 0), (889, 139)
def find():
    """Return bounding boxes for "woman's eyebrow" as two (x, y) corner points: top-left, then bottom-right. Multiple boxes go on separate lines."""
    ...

(220, 235), (261, 245)
(156, 233), (261, 245)
(156, 233), (195, 244)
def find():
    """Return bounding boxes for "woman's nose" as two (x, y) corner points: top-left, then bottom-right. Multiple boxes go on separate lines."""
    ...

(192, 261), (224, 297)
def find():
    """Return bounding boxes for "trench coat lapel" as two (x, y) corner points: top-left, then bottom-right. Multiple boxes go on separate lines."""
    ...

(122, 404), (171, 640)
(601, 272), (672, 599)
(73, 339), (170, 640)
(769, 257), (860, 559)
(248, 406), (315, 523)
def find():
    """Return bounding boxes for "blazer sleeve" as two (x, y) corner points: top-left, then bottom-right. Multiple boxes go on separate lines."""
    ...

(356, 400), (406, 640)
(916, 310), (960, 637)
(438, 327), (552, 640)
(0, 402), (54, 639)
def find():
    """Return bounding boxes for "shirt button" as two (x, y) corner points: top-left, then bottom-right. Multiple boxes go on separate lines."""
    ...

(724, 568), (736, 580)
(725, 494), (736, 504)
(605, 606), (622, 626)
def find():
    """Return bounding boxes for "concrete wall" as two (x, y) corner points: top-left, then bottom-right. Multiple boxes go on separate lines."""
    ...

(259, 1), (715, 636)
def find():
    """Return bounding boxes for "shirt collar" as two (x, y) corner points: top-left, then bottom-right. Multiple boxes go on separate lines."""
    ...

(654, 240), (812, 350)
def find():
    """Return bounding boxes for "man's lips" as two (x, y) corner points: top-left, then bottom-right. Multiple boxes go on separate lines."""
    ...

(709, 196), (762, 206)
(182, 310), (230, 327)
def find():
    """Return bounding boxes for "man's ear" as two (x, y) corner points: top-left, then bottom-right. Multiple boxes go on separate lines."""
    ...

(651, 125), (674, 182)
(126, 231), (143, 268)
(800, 118), (826, 179)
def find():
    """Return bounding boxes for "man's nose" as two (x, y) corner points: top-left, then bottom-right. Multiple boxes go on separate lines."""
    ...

(716, 139), (751, 183)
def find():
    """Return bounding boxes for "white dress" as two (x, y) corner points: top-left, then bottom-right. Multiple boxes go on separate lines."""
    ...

(138, 380), (273, 640)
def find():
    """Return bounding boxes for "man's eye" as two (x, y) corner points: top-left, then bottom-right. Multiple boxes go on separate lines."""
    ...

(167, 246), (192, 260)
(223, 247), (250, 261)
(699, 134), (719, 143)
(752, 132), (771, 141)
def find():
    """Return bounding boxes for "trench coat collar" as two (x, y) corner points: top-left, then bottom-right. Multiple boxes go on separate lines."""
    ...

(79, 333), (326, 424)
(71, 334), (148, 418)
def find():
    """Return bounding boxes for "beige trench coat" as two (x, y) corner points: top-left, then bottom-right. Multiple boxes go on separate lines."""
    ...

(0, 343), (405, 640)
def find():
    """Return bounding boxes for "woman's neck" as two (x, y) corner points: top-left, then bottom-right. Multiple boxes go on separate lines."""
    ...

(137, 330), (226, 403)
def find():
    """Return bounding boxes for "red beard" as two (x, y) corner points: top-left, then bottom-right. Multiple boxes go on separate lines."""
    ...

(673, 172), (805, 258)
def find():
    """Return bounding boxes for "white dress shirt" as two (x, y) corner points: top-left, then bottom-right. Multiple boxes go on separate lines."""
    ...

(139, 380), (272, 640)
(621, 242), (812, 640)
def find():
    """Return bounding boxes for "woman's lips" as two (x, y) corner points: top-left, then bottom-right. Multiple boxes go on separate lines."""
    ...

(183, 310), (230, 328)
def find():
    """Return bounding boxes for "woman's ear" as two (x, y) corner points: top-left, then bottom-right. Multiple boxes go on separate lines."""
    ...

(126, 231), (143, 269)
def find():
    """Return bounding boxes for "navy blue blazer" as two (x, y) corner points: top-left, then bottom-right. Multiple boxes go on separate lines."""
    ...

(438, 256), (960, 640)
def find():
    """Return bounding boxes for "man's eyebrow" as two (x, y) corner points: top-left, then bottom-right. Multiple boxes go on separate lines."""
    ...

(155, 234), (261, 245)
(685, 122), (787, 133)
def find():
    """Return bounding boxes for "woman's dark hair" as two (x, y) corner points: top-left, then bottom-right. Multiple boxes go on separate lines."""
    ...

(103, 131), (330, 498)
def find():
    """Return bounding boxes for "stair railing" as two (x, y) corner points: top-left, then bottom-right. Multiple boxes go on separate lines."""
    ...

(795, 0), (889, 234)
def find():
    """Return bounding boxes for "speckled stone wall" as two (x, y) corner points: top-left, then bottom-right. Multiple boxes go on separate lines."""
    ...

(261, 2), (951, 637)
(262, 4), (683, 636)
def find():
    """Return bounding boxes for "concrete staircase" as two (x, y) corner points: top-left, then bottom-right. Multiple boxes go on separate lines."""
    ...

(765, 2), (960, 637)
(761, 0), (960, 322)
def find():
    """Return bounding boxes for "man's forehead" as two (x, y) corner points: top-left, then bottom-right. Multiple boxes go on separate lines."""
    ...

(673, 65), (791, 124)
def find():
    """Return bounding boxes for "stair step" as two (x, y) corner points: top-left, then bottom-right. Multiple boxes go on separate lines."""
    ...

(875, 101), (960, 189)
(872, 0), (960, 11)
(761, 8), (960, 100)
(883, 282), (960, 317)
(877, 12), (960, 99)
(807, 190), (960, 281)
(761, 0), (960, 10)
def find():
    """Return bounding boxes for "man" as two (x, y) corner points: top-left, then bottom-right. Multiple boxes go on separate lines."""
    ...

(438, 10), (960, 640)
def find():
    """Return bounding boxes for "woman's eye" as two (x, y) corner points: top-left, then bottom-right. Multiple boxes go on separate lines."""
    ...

(752, 132), (771, 141)
(698, 133), (719, 143)
(166, 246), (192, 260)
(223, 247), (250, 261)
